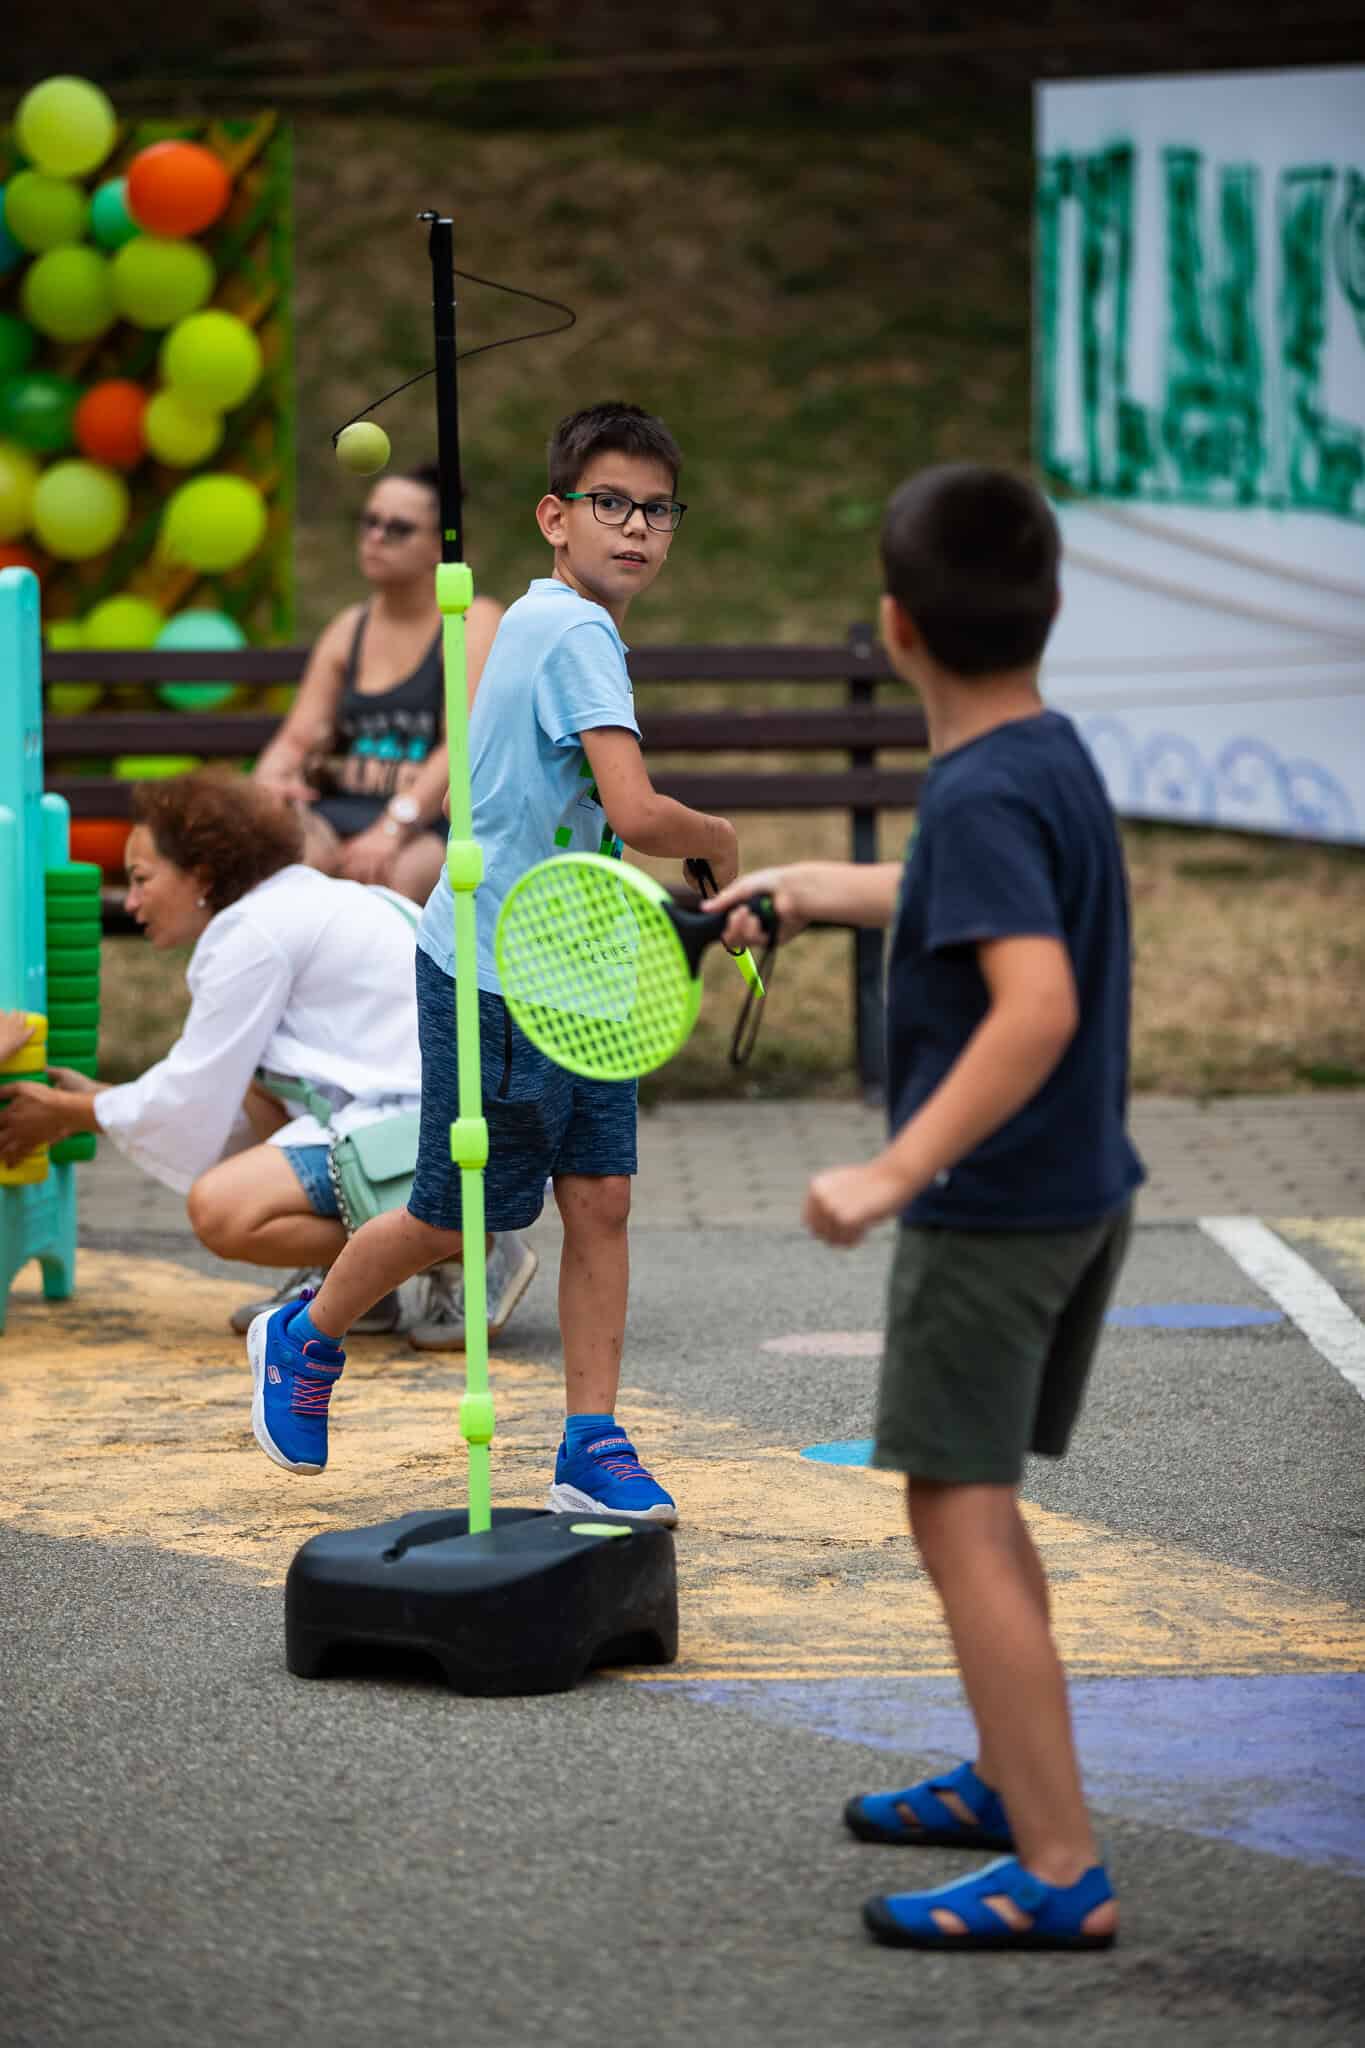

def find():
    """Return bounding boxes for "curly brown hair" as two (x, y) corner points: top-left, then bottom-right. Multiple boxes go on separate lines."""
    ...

(130, 773), (304, 913)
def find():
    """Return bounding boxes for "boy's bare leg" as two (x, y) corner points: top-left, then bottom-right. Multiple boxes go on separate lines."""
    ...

(306, 1208), (463, 1341)
(907, 1478), (1118, 1937)
(554, 1172), (630, 1414)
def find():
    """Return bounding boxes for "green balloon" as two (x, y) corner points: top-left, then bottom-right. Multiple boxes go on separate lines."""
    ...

(160, 310), (263, 412)
(111, 236), (215, 330)
(15, 76), (117, 179)
(154, 608), (245, 708)
(0, 439), (40, 540)
(85, 593), (164, 647)
(90, 178), (139, 251)
(143, 389), (223, 468)
(160, 472), (267, 573)
(0, 313), (38, 381)
(21, 247), (115, 345)
(31, 459), (129, 560)
(0, 372), (82, 455)
(3, 169), (90, 253)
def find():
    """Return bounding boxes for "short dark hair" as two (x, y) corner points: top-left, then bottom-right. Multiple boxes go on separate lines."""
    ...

(403, 461), (441, 502)
(131, 773), (304, 913)
(880, 464), (1060, 677)
(547, 402), (682, 497)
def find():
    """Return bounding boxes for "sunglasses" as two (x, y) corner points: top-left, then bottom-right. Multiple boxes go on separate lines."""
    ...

(355, 512), (434, 545)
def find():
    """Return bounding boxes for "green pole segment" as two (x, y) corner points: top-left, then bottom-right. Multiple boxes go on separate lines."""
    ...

(425, 212), (494, 1535)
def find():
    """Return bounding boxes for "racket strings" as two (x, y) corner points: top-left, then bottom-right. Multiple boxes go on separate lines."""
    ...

(498, 861), (695, 1081)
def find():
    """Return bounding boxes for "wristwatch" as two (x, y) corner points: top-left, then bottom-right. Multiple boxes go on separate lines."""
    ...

(381, 794), (422, 838)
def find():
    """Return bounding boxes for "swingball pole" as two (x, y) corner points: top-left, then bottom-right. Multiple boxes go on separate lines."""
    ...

(423, 210), (493, 1534)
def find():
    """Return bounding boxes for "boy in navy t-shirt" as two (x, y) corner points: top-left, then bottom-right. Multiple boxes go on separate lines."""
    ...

(245, 404), (739, 1522)
(712, 464), (1142, 1952)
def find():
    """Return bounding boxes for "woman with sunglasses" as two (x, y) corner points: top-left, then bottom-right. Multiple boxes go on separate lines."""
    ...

(253, 464), (503, 903)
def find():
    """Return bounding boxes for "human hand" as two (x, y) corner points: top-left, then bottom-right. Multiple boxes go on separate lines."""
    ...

(339, 827), (398, 885)
(0, 1009), (36, 1066)
(0, 1081), (66, 1165)
(47, 1065), (100, 1095)
(802, 1158), (911, 1247)
(254, 763), (319, 804)
(707, 864), (814, 951)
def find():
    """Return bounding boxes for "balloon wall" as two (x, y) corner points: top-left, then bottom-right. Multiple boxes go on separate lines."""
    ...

(0, 82), (292, 678)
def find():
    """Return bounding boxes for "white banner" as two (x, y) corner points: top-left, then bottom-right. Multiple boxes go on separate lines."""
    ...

(1035, 66), (1365, 842)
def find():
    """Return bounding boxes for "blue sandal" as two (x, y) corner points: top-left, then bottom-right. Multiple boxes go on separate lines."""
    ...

(864, 1855), (1116, 1951)
(844, 1760), (1014, 1851)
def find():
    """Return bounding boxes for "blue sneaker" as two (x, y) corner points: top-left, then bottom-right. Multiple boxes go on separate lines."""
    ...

(547, 1430), (678, 1525)
(247, 1298), (344, 1474)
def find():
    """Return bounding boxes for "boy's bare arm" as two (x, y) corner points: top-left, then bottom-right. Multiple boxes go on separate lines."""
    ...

(581, 727), (738, 885)
(804, 934), (1079, 1245)
(709, 859), (902, 944)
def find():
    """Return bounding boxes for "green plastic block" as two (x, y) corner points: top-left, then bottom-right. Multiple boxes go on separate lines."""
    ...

(43, 862), (102, 895)
(44, 944), (102, 975)
(45, 999), (99, 1033)
(51, 1133), (97, 1164)
(448, 1116), (488, 1169)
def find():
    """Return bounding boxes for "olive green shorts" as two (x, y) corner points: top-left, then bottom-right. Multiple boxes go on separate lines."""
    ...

(872, 1203), (1134, 1486)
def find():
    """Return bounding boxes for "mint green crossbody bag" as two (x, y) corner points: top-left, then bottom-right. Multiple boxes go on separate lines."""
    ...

(255, 891), (422, 1234)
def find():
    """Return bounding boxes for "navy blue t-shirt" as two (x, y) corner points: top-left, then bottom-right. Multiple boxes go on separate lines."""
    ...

(886, 708), (1144, 1229)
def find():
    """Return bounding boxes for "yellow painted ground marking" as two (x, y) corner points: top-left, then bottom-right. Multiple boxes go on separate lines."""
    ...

(1279, 1217), (1365, 1284)
(4, 1253), (1363, 1682)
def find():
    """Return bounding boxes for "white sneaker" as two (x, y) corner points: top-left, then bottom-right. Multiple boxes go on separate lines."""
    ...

(228, 1270), (427, 1338)
(407, 1233), (540, 1351)
(228, 1268), (324, 1335)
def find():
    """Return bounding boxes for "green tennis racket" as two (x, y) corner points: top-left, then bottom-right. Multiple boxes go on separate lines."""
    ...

(495, 852), (776, 1081)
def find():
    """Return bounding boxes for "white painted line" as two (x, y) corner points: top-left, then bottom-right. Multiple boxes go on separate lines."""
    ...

(1199, 1216), (1365, 1405)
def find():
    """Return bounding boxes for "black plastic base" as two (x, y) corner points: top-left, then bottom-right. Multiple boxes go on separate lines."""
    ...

(285, 1507), (678, 1697)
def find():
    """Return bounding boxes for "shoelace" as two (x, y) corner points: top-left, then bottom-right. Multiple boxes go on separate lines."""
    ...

(291, 1363), (338, 1415)
(586, 1440), (652, 1481)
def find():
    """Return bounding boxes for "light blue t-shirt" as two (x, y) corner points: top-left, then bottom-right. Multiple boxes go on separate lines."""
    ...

(416, 577), (642, 991)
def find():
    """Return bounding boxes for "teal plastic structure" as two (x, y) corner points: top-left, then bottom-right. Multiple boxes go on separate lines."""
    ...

(0, 565), (78, 1333)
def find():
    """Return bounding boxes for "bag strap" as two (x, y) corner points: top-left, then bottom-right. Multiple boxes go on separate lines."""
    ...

(252, 885), (421, 1126)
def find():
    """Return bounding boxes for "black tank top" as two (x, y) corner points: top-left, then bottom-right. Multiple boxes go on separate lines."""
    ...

(331, 605), (444, 799)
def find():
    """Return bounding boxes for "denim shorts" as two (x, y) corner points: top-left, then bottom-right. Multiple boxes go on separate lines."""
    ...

(407, 945), (637, 1233)
(280, 1142), (342, 1220)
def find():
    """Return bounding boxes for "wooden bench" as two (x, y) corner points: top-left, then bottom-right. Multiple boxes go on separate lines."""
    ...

(43, 627), (925, 1095)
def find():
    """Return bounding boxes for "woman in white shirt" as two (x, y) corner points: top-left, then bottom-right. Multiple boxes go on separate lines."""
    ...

(0, 776), (530, 1337)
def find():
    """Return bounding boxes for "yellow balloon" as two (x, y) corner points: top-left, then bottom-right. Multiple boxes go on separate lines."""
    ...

(15, 76), (117, 178)
(0, 440), (41, 540)
(20, 247), (115, 344)
(31, 459), (129, 560)
(44, 617), (102, 714)
(111, 236), (215, 330)
(143, 389), (224, 467)
(160, 310), (263, 412)
(85, 594), (164, 647)
(160, 472), (267, 573)
(3, 169), (90, 252)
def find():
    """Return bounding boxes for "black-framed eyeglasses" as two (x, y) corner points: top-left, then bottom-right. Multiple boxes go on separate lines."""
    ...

(355, 512), (434, 545)
(559, 490), (687, 533)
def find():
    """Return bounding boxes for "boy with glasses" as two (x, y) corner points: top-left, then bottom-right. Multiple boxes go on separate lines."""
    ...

(710, 464), (1142, 1950)
(246, 402), (738, 1524)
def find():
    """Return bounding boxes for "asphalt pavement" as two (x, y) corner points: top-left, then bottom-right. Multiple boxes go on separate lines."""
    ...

(2, 1096), (1364, 2047)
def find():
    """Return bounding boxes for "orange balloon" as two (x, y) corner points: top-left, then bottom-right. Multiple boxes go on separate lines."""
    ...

(126, 142), (231, 238)
(70, 817), (132, 876)
(74, 380), (148, 470)
(0, 542), (46, 582)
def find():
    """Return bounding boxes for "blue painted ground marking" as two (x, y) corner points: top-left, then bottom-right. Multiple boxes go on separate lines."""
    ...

(678, 1673), (1365, 1877)
(1107, 1304), (1283, 1328)
(802, 1439), (874, 1466)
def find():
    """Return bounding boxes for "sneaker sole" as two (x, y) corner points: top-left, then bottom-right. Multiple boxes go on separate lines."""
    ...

(407, 1244), (541, 1352)
(247, 1312), (324, 1476)
(546, 1481), (678, 1527)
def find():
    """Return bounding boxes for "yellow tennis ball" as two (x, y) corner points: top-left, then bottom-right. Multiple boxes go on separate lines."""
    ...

(335, 422), (390, 474)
